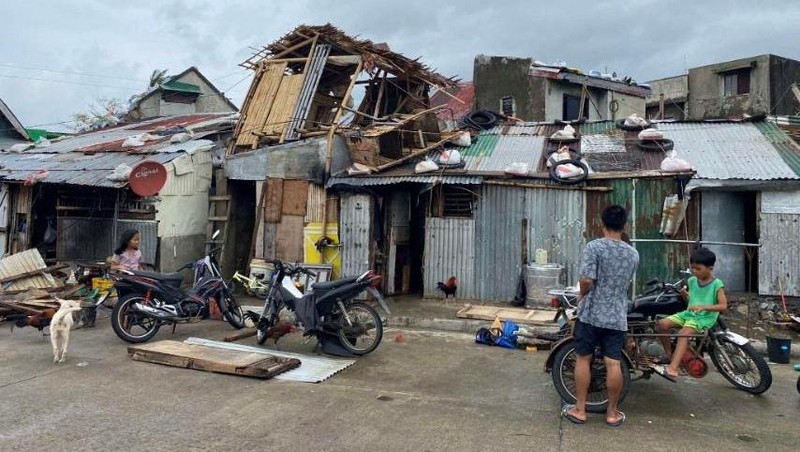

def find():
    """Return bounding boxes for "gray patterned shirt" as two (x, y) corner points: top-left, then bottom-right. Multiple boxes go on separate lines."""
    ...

(577, 238), (639, 331)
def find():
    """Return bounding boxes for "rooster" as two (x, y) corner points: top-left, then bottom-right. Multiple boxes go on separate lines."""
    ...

(264, 321), (295, 349)
(436, 276), (458, 303)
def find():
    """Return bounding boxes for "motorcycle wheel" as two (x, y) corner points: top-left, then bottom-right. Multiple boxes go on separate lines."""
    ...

(551, 341), (631, 414)
(709, 339), (772, 394)
(336, 302), (383, 355)
(218, 293), (245, 329)
(796, 375), (799, 395)
(111, 294), (160, 343)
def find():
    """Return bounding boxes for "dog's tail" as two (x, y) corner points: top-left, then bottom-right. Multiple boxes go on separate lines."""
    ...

(51, 307), (83, 326)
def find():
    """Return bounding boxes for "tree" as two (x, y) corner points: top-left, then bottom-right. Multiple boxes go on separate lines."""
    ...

(149, 69), (169, 89)
(72, 97), (127, 132)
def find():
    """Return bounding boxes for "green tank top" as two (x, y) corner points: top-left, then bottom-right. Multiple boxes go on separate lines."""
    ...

(687, 276), (724, 323)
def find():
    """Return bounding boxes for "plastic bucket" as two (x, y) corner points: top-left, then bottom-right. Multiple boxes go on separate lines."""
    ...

(766, 336), (791, 364)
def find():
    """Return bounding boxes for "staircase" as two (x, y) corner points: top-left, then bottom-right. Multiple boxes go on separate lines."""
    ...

(207, 169), (230, 261)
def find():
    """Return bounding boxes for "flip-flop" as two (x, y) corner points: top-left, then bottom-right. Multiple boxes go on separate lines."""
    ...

(650, 364), (678, 382)
(561, 404), (586, 425)
(606, 410), (626, 427)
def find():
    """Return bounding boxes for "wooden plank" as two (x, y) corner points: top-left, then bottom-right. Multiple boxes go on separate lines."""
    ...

(0, 263), (68, 284)
(128, 340), (300, 379)
(263, 73), (306, 137)
(264, 179), (284, 223)
(262, 222), (278, 259)
(224, 328), (257, 342)
(235, 62), (288, 148)
(281, 180), (309, 216)
(275, 215), (305, 262)
(456, 305), (557, 326)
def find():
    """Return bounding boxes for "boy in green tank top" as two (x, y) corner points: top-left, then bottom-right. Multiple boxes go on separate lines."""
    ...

(656, 247), (728, 380)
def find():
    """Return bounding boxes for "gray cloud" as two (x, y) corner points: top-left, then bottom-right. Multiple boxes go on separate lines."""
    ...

(2, 0), (798, 130)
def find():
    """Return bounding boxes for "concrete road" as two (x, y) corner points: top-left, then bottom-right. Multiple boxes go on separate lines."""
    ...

(0, 318), (798, 452)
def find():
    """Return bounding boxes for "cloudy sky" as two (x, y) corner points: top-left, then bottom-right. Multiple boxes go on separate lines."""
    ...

(2, 0), (798, 131)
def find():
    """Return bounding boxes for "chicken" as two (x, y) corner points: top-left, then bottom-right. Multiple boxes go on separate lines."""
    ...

(264, 320), (295, 348)
(436, 276), (458, 303)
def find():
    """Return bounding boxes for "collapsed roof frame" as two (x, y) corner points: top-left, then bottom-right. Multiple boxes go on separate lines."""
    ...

(230, 24), (459, 158)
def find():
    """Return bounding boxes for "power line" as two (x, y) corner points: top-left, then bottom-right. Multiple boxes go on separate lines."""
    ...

(0, 63), (147, 83)
(0, 73), (140, 91)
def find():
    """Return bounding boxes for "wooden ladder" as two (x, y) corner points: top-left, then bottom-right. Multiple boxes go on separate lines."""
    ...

(207, 169), (231, 259)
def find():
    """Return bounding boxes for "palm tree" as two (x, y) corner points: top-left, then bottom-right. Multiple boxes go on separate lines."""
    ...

(148, 69), (169, 88)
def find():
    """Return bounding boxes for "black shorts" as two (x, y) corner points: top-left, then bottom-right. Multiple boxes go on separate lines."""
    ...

(573, 320), (625, 360)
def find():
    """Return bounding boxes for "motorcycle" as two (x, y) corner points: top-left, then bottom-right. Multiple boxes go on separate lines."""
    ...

(108, 233), (245, 343)
(546, 272), (773, 413)
(250, 259), (390, 356)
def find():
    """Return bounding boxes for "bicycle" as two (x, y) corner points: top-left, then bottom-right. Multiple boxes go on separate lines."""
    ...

(232, 270), (271, 298)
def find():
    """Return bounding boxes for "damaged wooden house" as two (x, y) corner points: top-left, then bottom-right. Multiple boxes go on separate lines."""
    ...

(224, 24), (459, 278)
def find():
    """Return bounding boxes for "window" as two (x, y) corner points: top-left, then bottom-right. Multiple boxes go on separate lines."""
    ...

(722, 69), (750, 96)
(500, 96), (516, 117)
(563, 94), (589, 121)
(431, 185), (477, 218)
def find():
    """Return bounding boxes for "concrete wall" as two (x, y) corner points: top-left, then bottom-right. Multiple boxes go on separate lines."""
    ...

(769, 55), (800, 116)
(543, 80), (644, 121)
(473, 55), (546, 121)
(646, 75), (688, 119)
(175, 70), (237, 113)
(688, 55), (771, 119)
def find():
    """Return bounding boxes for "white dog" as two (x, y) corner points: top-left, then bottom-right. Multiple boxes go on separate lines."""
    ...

(50, 299), (82, 363)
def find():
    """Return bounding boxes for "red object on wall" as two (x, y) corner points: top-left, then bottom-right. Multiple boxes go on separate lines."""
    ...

(129, 161), (167, 196)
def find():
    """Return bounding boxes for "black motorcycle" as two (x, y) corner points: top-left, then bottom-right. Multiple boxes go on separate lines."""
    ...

(108, 245), (245, 343)
(547, 272), (772, 413)
(250, 259), (390, 356)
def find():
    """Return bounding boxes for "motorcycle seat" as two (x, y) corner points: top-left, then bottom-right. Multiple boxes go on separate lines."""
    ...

(312, 276), (359, 291)
(131, 270), (184, 287)
(627, 312), (646, 322)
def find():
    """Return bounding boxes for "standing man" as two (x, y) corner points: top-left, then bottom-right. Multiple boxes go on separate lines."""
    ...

(562, 205), (639, 427)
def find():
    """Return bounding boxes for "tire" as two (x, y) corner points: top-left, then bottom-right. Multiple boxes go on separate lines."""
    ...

(549, 159), (589, 185)
(796, 375), (799, 395)
(551, 342), (632, 414)
(219, 293), (245, 329)
(466, 110), (498, 130)
(336, 302), (383, 355)
(709, 339), (772, 394)
(111, 294), (160, 343)
(616, 119), (650, 131)
(637, 139), (674, 152)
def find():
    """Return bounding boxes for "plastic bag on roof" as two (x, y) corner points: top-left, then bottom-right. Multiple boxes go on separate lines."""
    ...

(106, 163), (132, 182)
(438, 149), (463, 165)
(504, 162), (529, 176)
(447, 131), (471, 147)
(550, 124), (576, 139)
(660, 151), (692, 172)
(547, 146), (572, 167)
(414, 158), (439, 174)
(169, 132), (193, 143)
(347, 163), (373, 176)
(8, 143), (33, 152)
(638, 129), (664, 140)
(122, 136), (146, 148)
(624, 114), (649, 127)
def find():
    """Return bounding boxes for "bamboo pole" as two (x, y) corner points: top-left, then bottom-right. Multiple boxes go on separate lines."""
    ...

(373, 136), (451, 172)
(322, 58), (363, 236)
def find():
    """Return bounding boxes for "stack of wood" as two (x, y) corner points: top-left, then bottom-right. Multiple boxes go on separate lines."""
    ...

(0, 249), (92, 330)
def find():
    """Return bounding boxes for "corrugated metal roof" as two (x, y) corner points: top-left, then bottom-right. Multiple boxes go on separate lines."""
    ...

(461, 133), (545, 173)
(658, 122), (800, 180)
(0, 141), (211, 187)
(184, 337), (356, 383)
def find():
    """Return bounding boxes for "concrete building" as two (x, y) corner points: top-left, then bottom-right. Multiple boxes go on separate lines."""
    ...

(127, 67), (239, 120)
(647, 54), (800, 120)
(473, 55), (650, 122)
